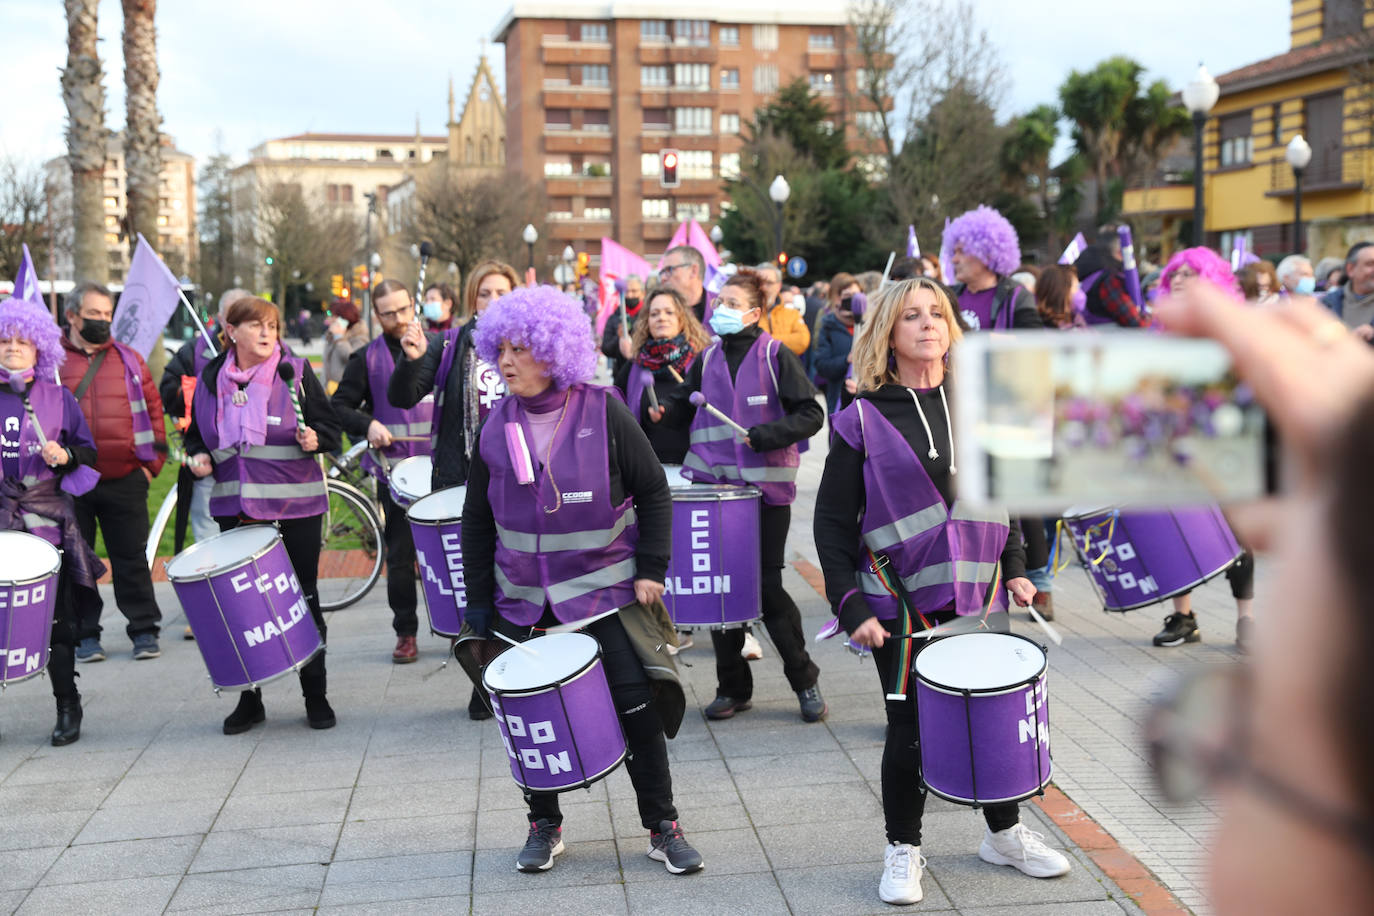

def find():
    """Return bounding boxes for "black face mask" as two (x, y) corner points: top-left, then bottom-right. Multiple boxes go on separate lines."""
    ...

(625, 296), (642, 310)
(80, 319), (111, 345)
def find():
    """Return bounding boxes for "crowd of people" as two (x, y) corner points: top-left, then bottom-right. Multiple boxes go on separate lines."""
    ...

(2, 211), (1373, 912)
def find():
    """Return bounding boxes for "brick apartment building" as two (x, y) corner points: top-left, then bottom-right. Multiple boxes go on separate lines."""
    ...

(493, 2), (887, 268)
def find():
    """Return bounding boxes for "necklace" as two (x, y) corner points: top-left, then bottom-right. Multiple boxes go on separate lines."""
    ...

(539, 392), (571, 514)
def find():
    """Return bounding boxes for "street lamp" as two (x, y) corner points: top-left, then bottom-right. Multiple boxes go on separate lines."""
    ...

(1286, 133), (1312, 254)
(522, 223), (538, 273)
(1182, 63), (1219, 248)
(709, 224), (723, 245)
(768, 175), (790, 264)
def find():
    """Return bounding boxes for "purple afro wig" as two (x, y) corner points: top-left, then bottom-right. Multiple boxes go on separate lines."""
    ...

(0, 298), (65, 379)
(472, 285), (597, 390)
(1160, 247), (1241, 300)
(942, 205), (1021, 278)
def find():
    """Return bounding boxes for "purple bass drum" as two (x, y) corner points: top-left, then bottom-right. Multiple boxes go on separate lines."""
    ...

(915, 632), (1052, 806)
(661, 464), (762, 630)
(0, 531), (61, 687)
(388, 455), (433, 508)
(483, 632), (627, 793)
(166, 525), (323, 691)
(407, 486), (466, 638)
(1062, 505), (1243, 612)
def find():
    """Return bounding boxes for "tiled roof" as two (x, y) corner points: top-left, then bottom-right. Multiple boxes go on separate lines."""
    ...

(272, 132), (449, 143)
(1217, 33), (1370, 93)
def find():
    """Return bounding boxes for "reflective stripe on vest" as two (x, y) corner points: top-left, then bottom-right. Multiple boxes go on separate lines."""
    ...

(210, 444), (309, 463)
(211, 478), (327, 502)
(495, 506), (638, 554)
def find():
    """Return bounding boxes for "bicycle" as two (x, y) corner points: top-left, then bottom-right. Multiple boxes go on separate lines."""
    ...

(146, 447), (385, 612)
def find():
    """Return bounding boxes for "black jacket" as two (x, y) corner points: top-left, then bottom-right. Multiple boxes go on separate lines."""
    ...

(599, 304), (643, 379)
(330, 333), (404, 440)
(613, 359), (691, 464)
(387, 323), (466, 488)
(813, 383), (1027, 634)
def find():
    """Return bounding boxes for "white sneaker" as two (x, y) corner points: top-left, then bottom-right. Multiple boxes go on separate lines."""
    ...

(741, 631), (763, 660)
(978, 823), (1071, 878)
(879, 843), (925, 905)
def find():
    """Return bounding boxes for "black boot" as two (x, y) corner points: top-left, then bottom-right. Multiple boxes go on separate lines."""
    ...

(223, 688), (265, 735)
(468, 686), (493, 721)
(299, 659), (335, 730)
(52, 695), (82, 746)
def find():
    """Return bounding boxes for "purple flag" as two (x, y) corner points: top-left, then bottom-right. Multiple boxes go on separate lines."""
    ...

(1058, 233), (1087, 265)
(906, 225), (919, 258)
(1117, 225), (1142, 307)
(939, 217), (954, 284)
(115, 233), (183, 359)
(686, 220), (723, 270)
(10, 244), (43, 307)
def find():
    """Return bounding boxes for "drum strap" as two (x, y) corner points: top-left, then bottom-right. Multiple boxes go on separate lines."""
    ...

(866, 547), (928, 702)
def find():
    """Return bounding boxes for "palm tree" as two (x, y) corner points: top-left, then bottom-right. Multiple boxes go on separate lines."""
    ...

(61, 0), (108, 283)
(1059, 57), (1143, 224)
(123, 0), (161, 255)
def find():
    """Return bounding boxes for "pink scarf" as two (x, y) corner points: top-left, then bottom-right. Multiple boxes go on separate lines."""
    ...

(216, 345), (283, 449)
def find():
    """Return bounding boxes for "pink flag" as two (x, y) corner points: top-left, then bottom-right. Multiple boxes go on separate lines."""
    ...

(9, 244), (43, 307)
(116, 233), (183, 359)
(654, 221), (692, 271)
(596, 238), (653, 335)
(686, 220), (723, 270)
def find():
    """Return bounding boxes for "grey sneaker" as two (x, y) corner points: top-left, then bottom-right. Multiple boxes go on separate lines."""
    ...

(516, 819), (564, 872)
(132, 633), (161, 660)
(648, 820), (703, 874)
(797, 685), (827, 722)
(76, 637), (105, 663)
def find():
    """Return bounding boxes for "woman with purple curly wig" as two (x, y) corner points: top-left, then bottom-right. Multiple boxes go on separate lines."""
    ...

(459, 285), (705, 877)
(941, 206), (1042, 331)
(0, 296), (104, 747)
(1159, 247), (1242, 300)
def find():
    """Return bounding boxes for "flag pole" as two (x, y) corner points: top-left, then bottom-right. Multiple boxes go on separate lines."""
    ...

(179, 288), (218, 355)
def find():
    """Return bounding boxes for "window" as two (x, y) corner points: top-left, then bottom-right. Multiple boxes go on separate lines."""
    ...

(326, 184), (338, 203)
(544, 158), (574, 177)
(856, 111), (884, 137)
(810, 71), (835, 93)
(583, 205), (611, 220)
(673, 19), (709, 46)
(674, 107), (712, 134)
(643, 108), (671, 131)
(581, 64), (609, 86)
(720, 152), (741, 180)
(641, 65), (669, 88)
(642, 153), (662, 177)
(679, 150), (713, 179)
(104, 197), (118, 209)
(719, 26), (739, 46)
(719, 112), (740, 134)
(641, 20), (668, 42)
(1220, 229), (1254, 255)
(583, 109), (610, 132)
(1272, 106), (1284, 145)
(753, 24), (778, 50)
(674, 63), (709, 89)
(104, 214), (119, 228)
(157, 215), (169, 227)
(340, 184), (353, 203)
(819, 120), (835, 135)
(643, 198), (671, 220)
(104, 176), (119, 189)
(581, 158), (611, 177)
(580, 23), (608, 42)
(105, 233), (120, 245)
(676, 201), (710, 222)
(857, 68), (881, 93)
(1305, 91), (1345, 182)
(545, 108), (571, 131)
(754, 64), (778, 93)
(1218, 112), (1253, 167)
(809, 32), (835, 49)
(720, 68), (740, 90)
(547, 198), (573, 220)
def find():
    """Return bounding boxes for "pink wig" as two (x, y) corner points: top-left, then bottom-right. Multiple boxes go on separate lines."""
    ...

(1160, 247), (1242, 299)
(472, 285), (596, 390)
(0, 298), (65, 379)
(941, 205), (1022, 278)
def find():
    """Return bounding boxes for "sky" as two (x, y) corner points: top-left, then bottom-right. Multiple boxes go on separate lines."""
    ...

(2, 0), (1289, 170)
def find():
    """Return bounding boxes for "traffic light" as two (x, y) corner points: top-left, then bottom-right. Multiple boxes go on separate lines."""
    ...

(264, 255), (275, 266)
(660, 149), (680, 189)
(330, 274), (344, 298)
(778, 252), (788, 269)
(576, 252), (590, 277)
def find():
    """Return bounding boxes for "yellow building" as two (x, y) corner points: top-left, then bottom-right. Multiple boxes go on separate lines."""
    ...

(1124, 0), (1373, 261)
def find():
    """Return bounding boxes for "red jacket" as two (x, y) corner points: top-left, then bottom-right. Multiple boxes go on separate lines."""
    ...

(59, 336), (167, 480)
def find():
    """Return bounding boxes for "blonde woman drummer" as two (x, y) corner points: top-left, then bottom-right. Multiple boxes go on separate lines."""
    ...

(813, 278), (1070, 906)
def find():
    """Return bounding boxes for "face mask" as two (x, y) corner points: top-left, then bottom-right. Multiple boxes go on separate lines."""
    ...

(624, 296), (642, 310)
(790, 295), (806, 312)
(1069, 288), (1087, 312)
(1295, 276), (1316, 295)
(421, 302), (444, 322)
(80, 319), (111, 345)
(709, 307), (746, 336)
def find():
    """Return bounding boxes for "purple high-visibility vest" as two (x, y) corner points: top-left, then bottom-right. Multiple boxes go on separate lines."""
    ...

(110, 341), (157, 462)
(1, 382), (99, 546)
(360, 335), (433, 480)
(682, 333), (798, 506)
(480, 384), (638, 625)
(193, 353), (328, 520)
(833, 397), (1010, 618)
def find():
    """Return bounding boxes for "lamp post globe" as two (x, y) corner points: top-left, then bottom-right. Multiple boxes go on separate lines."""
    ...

(522, 223), (538, 272)
(1183, 64), (1219, 248)
(1286, 134), (1313, 254)
(562, 245), (575, 262)
(768, 174), (791, 204)
(709, 225), (723, 244)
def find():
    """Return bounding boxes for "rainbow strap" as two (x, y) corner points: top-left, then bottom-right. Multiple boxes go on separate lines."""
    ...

(868, 549), (929, 701)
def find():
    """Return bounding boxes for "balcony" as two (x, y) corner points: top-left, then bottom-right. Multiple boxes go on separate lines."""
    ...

(542, 86), (611, 109)
(806, 48), (839, 69)
(543, 133), (614, 155)
(638, 177), (722, 196)
(1121, 183), (1193, 218)
(666, 87), (715, 107)
(541, 41), (612, 66)
(544, 175), (613, 197)
(638, 134), (721, 154)
(667, 44), (717, 65)
(1266, 147), (1365, 196)
(548, 218), (614, 241)
(641, 219), (677, 241)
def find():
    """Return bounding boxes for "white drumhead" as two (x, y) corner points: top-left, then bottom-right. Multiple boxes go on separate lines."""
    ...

(484, 632), (598, 692)
(165, 525), (278, 578)
(915, 633), (1045, 691)
(391, 456), (433, 500)
(407, 485), (466, 523)
(661, 464), (690, 490)
(1062, 505), (1117, 521)
(0, 530), (61, 580)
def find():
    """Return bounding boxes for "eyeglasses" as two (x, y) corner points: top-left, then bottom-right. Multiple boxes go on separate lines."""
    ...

(657, 263), (690, 279)
(375, 306), (411, 321)
(1147, 664), (1374, 862)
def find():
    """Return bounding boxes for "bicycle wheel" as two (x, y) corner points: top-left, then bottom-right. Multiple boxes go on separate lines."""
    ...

(317, 480), (384, 611)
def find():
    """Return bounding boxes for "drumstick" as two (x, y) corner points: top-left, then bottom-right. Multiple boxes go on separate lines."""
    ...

(667, 367), (683, 384)
(275, 362), (307, 428)
(688, 392), (749, 439)
(493, 630), (538, 656)
(8, 375), (47, 445)
(389, 435), (428, 442)
(1026, 602), (1063, 646)
(646, 385), (660, 412)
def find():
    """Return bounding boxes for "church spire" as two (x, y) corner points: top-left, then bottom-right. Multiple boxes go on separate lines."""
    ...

(448, 75), (455, 124)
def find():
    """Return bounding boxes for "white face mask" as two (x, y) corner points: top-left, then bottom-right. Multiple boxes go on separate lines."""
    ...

(790, 295), (806, 312)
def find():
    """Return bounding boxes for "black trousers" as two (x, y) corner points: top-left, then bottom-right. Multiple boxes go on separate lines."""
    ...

(217, 514), (328, 697)
(47, 565), (81, 701)
(871, 614), (1020, 846)
(378, 487), (419, 636)
(516, 614), (677, 832)
(74, 470), (162, 639)
(711, 503), (819, 699)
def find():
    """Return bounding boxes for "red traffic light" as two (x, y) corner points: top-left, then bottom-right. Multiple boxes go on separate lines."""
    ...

(660, 148), (680, 189)
(778, 252), (788, 266)
(663, 151), (677, 168)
